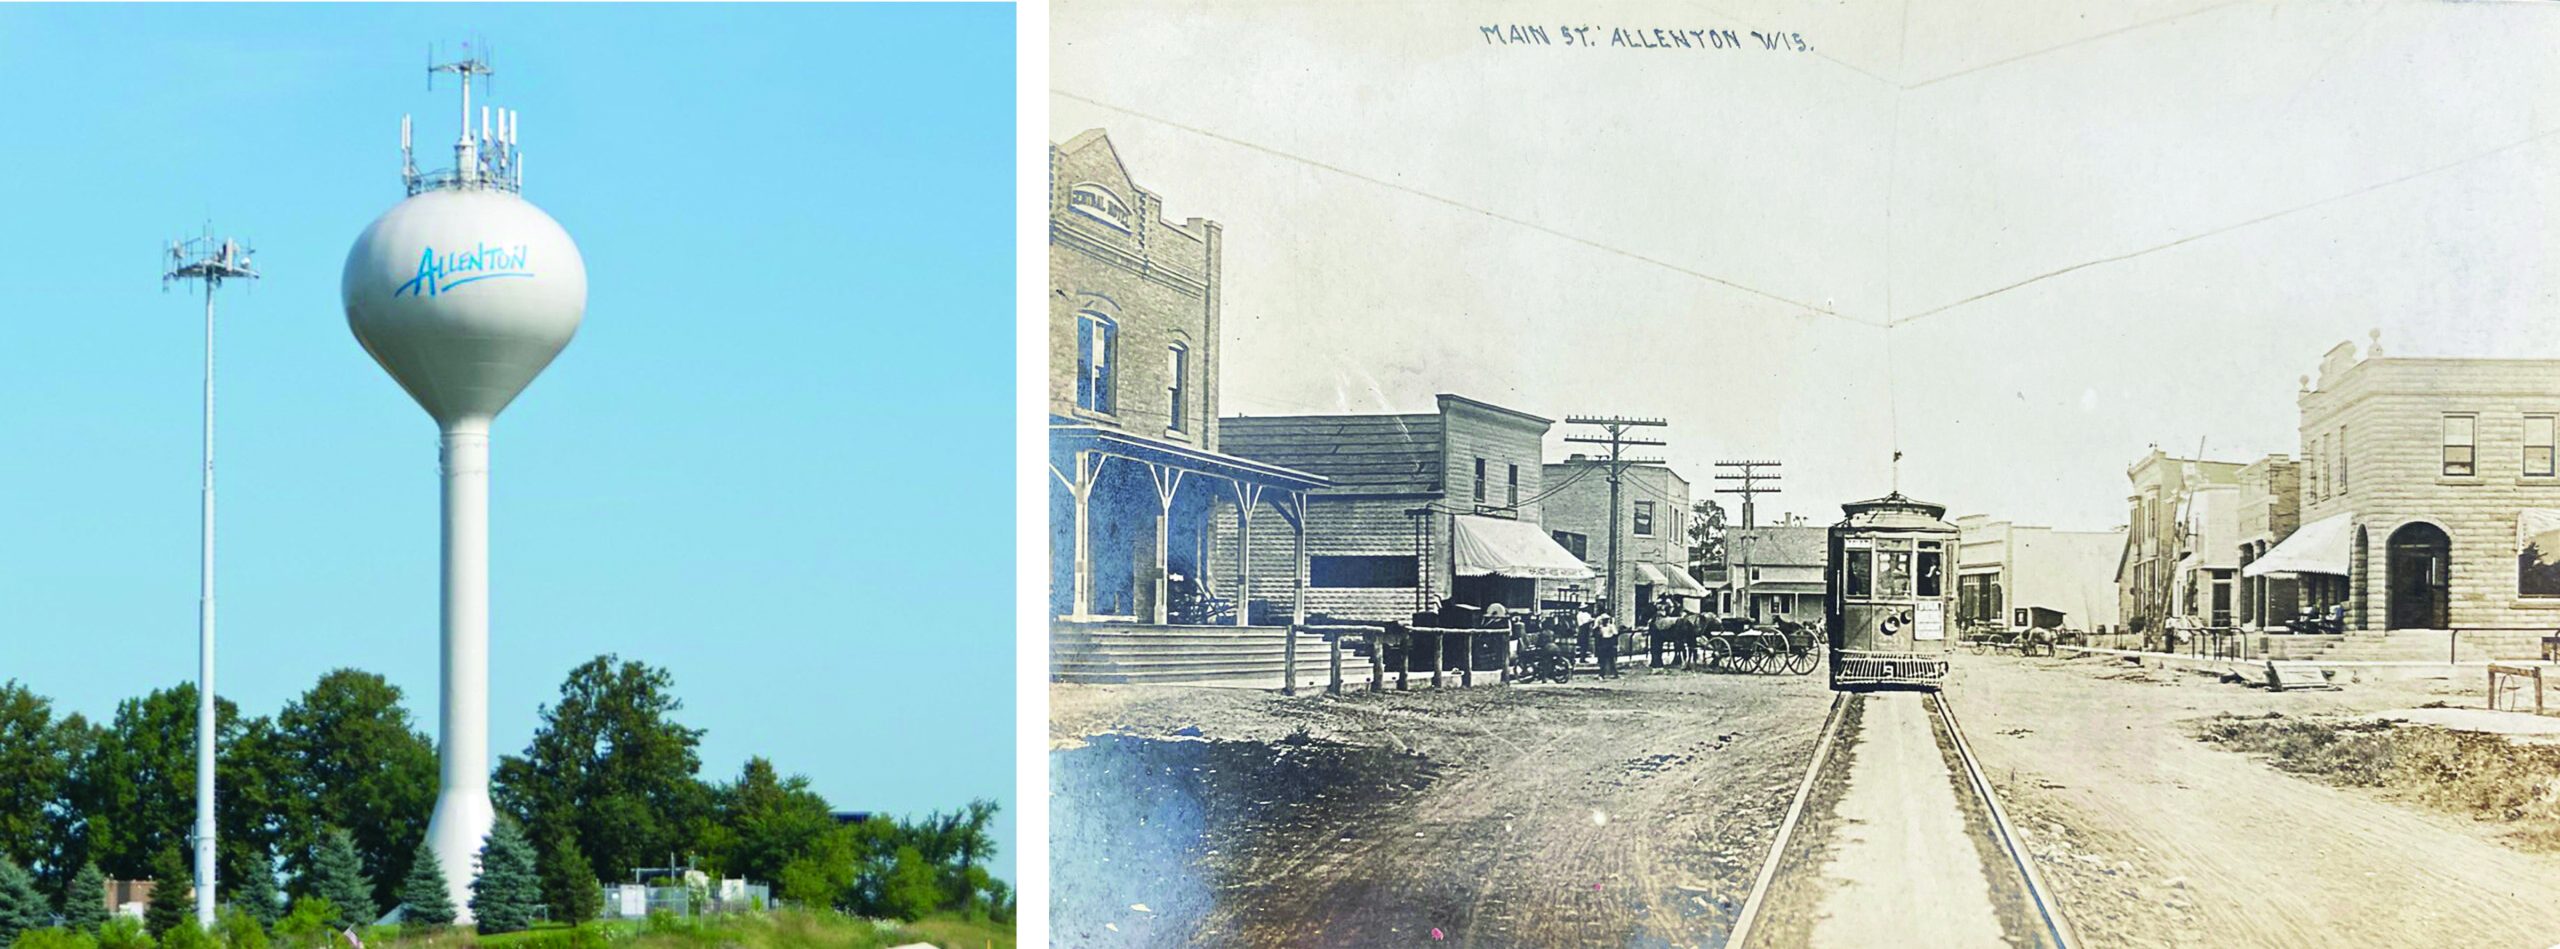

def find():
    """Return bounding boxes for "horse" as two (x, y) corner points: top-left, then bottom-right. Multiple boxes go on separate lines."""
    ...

(1649, 609), (1709, 668)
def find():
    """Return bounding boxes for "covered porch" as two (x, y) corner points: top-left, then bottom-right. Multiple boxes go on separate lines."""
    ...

(1048, 424), (1329, 627)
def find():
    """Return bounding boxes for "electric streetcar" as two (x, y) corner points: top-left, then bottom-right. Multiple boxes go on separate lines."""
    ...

(1826, 492), (1959, 691)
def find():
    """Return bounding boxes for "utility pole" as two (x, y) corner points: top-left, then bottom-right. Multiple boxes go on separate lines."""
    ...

(1715, 461), (1781, 620)
(1565, 416), (1667, 629)
(1713, 460), (1782, 530)
(164, 227), (258, 929)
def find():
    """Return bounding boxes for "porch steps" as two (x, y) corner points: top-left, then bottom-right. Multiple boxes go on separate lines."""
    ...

(1052, 625), (1297, 687)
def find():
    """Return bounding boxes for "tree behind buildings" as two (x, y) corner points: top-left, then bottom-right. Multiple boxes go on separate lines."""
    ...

(493, 655), (709, 882)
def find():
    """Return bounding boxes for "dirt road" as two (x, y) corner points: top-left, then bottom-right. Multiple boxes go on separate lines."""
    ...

(1051, 670), (1835, 947)
(1956, 653), (2560, 948)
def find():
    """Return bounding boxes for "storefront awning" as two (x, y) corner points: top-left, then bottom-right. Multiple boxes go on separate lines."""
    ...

(1632, 562), (1669, 587)
(1452, 515), (1596, 580)
(1658, 564), (1709, 597)
(2242, 512), (2353, 577)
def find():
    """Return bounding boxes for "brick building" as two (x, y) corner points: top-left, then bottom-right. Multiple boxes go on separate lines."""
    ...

(2257, 335), (2560, 633)
(2232, 455), (2308, 626)
(1046, 129), (1326, 625)
(1539, 457), (1705, 626)
(1212, 395), (1592, 624)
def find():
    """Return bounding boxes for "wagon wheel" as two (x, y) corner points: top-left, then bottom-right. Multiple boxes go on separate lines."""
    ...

(1743, 645), (1772, 675)
(1785, 645), (1817, 675)
(1703, 636), (1733, 672)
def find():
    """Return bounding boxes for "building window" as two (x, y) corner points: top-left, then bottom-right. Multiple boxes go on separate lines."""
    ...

(2336, 425), (2348, 491)
(2306, 442), (2320, 499)
(1551, 530), (1588, 561)
(1633, 501), (1656, 537)
(1474, 457), (1487, 503)
(1508, 464), (1519, 507)
(1075, 311), (1116, 414)
(2528, 416), (2556, 478)
(2445, 414), (2477, 477)
(1310, 555), (1421, 589)
(1165, 344), (1188, 433)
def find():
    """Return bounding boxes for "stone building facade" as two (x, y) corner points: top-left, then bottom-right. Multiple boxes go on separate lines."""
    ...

(2117, 448), (2247, 634)
(2295, 336), (2560, 631)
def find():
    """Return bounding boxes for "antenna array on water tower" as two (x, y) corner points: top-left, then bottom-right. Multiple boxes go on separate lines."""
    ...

(405, 40), (523, 196)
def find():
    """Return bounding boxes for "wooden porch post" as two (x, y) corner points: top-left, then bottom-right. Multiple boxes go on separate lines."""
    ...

(1047, 452), (1108, 618)
(1147, 465), (1186, 626)
(1231, 481), (1265, 628)
(1272, 491), (1309, 693)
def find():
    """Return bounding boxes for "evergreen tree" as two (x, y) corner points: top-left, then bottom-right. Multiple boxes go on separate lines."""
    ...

(225, 861), (279, 930)
(393, 842), (454, 928)
(0, 856), (55, 947)
(300, 830), (374, 930)
(537, 833), (601, 925)
(61, 862), (110, 932)
(468, 821), (539, 935)
(142, 851), (190, 939)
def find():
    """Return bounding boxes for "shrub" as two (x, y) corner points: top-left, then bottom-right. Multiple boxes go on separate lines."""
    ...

(210, 907), (263, 949)
(94, 918), (153, 949)
(270, 898), (336, 949)
(155, 921), (214, 949)
(12, 928), (101, 949)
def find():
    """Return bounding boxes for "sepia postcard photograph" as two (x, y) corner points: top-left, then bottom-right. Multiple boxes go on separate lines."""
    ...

(1041, 1), (2560, 946)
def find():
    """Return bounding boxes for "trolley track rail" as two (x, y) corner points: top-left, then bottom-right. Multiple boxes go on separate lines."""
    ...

(1725, 691), (2078, 949)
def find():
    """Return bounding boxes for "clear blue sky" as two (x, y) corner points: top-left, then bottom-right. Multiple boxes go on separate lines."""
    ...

(0, 4), (1016, 880)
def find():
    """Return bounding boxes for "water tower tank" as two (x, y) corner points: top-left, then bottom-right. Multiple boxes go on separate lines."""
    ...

(342, 51), (584, 923)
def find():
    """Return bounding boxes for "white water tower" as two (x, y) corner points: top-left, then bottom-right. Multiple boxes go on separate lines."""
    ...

(342, 47), (585, 920)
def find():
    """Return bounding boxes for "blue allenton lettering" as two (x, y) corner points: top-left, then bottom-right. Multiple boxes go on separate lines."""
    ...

(395, 243), (536, 297)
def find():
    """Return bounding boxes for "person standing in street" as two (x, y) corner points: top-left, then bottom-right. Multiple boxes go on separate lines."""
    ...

(1594, 600), (1620, 678)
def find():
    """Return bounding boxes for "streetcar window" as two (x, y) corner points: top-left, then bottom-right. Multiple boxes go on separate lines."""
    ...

(1917, 543), (1944, 598)
(1878, 543), (1913, 598)
(1844, 543), (1873, 597)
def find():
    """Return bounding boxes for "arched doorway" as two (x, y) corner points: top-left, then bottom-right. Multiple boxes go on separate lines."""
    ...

(2387, 522), (2452, 629)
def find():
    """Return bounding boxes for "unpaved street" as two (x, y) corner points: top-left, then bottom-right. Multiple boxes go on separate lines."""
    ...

(1052, 671), (1834, 947)
(1956, 653), (2560, 948)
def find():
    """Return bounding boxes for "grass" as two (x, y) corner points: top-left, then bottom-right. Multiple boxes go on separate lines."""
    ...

(365, 910), (1012, 949)
(2199, 711), (2560, 849)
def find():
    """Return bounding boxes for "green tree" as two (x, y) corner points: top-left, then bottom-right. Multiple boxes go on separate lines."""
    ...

(58, 686), (273, 892)
(706, 758), (835, 886)
(60, 863), (110, 933)
(878, 847), (939, 922)
(535, 833), (600, 925)
(224, 860), (278, 929)
(298, 831), (373, 931)
(271, 672), (435, 914)
(0, 683), (73, 875)
(392, 842), (453, 928)
(93, 917), (152, 949)
(141, 850), (190, 939)
(0, 856), (54, 946)
(210, 906), (263, 949)
(493, 656), (711, 882)
(469, 821), (539, 935)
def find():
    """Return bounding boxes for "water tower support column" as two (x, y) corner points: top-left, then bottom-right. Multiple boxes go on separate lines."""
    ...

(428, 418), (494, 918)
